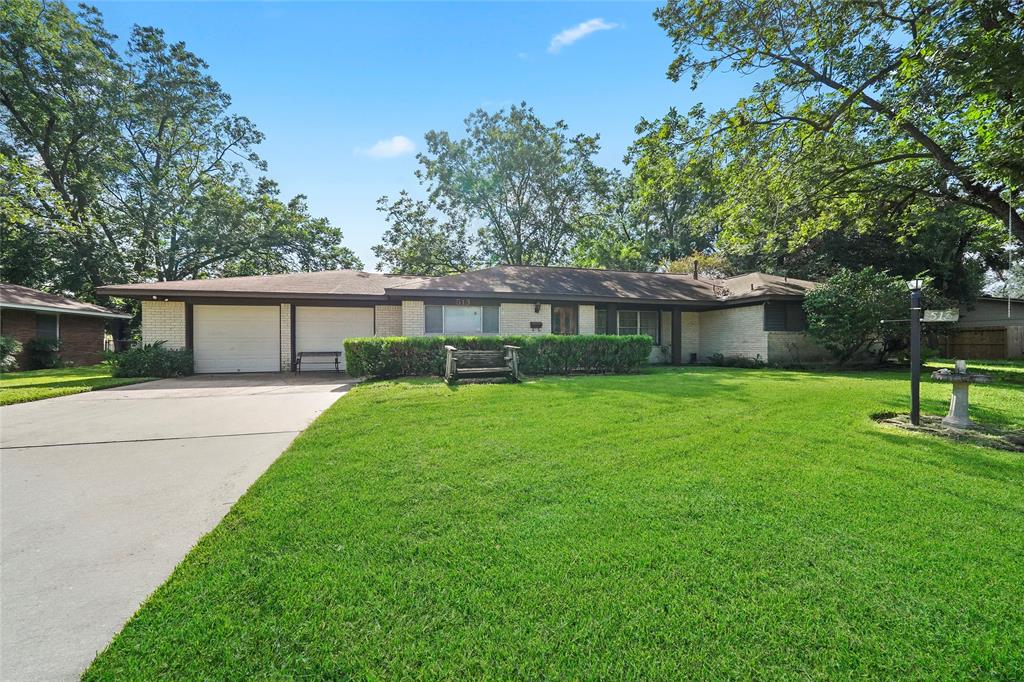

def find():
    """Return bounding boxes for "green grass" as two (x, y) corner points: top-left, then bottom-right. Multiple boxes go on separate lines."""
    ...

(86, 368), (1024, 679)
(0, 364), (154, 405)
(927, 358), (1024, 384)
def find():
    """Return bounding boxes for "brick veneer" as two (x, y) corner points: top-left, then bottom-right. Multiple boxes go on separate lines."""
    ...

(1, 309), (106, 369)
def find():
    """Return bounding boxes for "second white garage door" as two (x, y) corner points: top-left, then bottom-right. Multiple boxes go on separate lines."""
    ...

(193, 305), (280, 373)
(295, 306), (374, 371)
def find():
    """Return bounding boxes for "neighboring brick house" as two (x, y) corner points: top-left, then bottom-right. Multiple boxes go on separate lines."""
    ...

(97, 266), (830, 373)
(0, 284), (131, 369)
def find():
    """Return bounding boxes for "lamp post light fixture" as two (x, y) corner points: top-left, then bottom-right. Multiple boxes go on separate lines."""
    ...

(907, 279), (923, 425)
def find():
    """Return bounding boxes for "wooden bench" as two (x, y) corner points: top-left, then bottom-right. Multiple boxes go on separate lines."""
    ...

(295, 351), (342, 373)
(444, 345), (521, 384)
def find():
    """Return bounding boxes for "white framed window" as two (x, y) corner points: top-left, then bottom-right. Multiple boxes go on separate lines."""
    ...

(424, 305), (499, 334)
(616, 310), (660, 344)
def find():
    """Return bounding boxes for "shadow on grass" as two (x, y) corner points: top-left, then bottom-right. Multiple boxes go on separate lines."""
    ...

(862, 426), (1024, 488)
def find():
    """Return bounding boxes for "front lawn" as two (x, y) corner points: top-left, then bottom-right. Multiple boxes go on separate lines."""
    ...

(928, 358), (1024, 384)
(0, 364), (154, 405)
(87, 368), (1024, 678)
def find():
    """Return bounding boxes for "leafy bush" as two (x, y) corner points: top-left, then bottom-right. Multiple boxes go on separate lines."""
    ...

(804, 267), (956, 365)
(803, 267), (907, 365)
(0, 335), (22, 372)
(707, 352), (766, 369)
(345, 335), (652, 378)
(25, 337), (62, 369)
(110, 341), (193, 378)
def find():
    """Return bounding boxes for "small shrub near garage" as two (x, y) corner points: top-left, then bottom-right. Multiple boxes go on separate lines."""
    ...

(345, 334), (652, 378)
(1, 335), (22, 372)
(110, 341), (194, 378)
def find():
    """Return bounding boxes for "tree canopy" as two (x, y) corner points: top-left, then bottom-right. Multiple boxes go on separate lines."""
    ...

(0, 0), (358, 300)
(640, 0), (1022, 298)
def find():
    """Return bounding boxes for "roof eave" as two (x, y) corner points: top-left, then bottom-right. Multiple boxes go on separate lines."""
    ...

(0, 302), (132, 319)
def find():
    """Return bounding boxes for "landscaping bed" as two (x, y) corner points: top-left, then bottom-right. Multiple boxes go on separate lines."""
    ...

(86, 367), (1024, 678)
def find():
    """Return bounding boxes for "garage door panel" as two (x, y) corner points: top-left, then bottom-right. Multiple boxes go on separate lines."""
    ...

(193, 305), (280, 373)
(296, 307), (373, 370)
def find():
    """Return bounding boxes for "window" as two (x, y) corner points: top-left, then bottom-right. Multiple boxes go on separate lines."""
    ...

(425, 305), (443, 334)
(616, 310), (660, 344)
(551, 305), (577, 335)
(763, 302), (807, 331)
(36, 313), (59, 339)
(596, 308), (608, 334)
(424, 304), (499, 334)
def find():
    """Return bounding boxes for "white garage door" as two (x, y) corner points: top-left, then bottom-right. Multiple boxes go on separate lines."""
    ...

(193, 305), (280, 373)
(296, 306), (374, 371)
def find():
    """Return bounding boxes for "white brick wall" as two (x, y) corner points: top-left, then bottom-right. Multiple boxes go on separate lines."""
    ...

(578, 305), (595, 335)
(681, 312), (700, 362)
(401, 300), (424, 336)
(766, 331), (833, 364)
(279, 304), (292, 371)
(141, 300), (186, 349)
(375, 305), (402, 337)
(697, 304), (768, 362)
(499, 303), (550, 335)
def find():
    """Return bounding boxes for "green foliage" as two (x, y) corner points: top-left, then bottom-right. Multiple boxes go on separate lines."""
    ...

(803, 268), (908, 364)
(415, 103), (602, 267)
(646, 0), (1023, 298)
(707, 352), (765, 369)
(0, 335), (23, 372)
(372, 191), (475, 275)
(25, 337), (62, 369)
(0, 0), (359, 299)
(344, 335), (652, 378)
(110, 341), (193, 378)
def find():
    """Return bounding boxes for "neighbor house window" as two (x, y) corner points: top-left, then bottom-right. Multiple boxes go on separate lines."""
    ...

(596, 308), (609, 334)
(763, 302), (807, 331)
(617, 310), (660, 344)
(424, 305), (499, 334)
(36, 313), (59, 339)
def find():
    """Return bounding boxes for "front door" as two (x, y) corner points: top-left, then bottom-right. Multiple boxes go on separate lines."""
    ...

(551, 305), (577, 335)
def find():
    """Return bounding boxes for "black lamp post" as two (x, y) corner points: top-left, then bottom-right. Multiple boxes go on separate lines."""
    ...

(908, 278), (923, 425)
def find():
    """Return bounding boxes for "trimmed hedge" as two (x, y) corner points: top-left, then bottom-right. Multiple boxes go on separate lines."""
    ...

(110, 341), (194, 378)
(344, 334), (652, 378)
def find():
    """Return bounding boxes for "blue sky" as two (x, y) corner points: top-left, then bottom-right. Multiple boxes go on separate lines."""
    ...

(92, 2), (751, 269)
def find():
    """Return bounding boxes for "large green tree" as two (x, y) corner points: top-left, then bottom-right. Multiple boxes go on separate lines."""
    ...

(649, 0), (1022, 296)
(372, 191), (475, 276)
(0, 0), (358, 299)
(417, 103), (602, 266)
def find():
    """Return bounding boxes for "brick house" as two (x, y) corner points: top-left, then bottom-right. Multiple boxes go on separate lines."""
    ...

(1, 284), (131, 369)
(97, 266), (834, 373)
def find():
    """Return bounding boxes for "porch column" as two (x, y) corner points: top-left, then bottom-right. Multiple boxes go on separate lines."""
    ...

(671, 307), (682, 365)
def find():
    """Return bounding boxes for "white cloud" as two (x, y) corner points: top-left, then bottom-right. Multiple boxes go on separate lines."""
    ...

(356, 135), (416, 159)
(548, 18), (618, 54)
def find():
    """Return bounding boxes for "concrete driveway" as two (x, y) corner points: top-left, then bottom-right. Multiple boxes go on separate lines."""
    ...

(0, 373), (355, 681)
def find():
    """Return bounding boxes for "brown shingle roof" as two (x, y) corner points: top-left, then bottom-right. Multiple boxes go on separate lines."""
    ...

(714, 273), (817, 301)
(97, 266), (817, 305)
(1, 283), (131, 318)
(97, 270), (428, 300)
(388, 265), (811, 304)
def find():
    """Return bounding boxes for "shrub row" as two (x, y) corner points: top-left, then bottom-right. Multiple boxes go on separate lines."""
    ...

(344, 334), (652, 378)
(110, 341), (194, 378)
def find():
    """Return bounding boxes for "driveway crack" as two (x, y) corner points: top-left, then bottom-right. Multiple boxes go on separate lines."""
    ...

(0, 430), (301, 450)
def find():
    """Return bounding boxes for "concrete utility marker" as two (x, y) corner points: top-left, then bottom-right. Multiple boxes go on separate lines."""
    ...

(0, 373), (356, 681)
